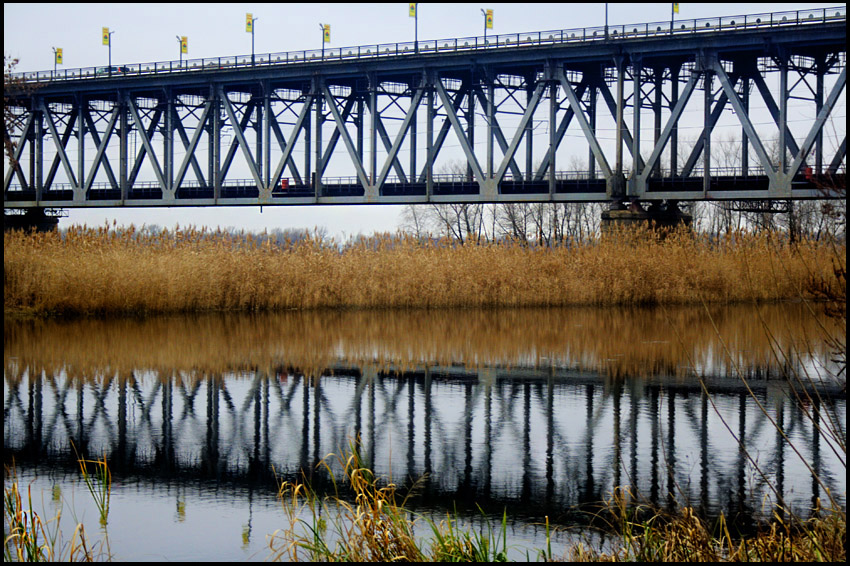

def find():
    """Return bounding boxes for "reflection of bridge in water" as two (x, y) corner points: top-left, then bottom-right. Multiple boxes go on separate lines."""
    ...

(4, 364), (844, 523)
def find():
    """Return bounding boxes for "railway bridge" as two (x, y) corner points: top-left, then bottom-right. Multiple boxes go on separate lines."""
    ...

(4, 6), (846, 229)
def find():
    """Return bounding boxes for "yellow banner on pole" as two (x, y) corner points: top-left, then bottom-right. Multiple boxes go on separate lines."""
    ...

(180, 36), (188, 54)
(485, 9), (493, 29)
(102, 27), (110, 45)
(246, 13), (253, 33)
(55, 48), (63, 65)
(323, 24), (330, 43)
(409, 3), (416, 17)
(673, 3), (679, 14)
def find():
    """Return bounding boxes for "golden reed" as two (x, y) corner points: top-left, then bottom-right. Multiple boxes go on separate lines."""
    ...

(4, 224), (844, 316)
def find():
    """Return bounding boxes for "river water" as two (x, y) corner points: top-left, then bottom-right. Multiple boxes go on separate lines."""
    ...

(4, 304), (845, 560)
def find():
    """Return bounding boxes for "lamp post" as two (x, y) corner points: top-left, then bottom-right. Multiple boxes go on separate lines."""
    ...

(410, 3), (418, 54)
(176, 36), (182, 68)
(481, 9), (492, 47)
(102, 28), (115, 76)
(247, 13), (259, 65)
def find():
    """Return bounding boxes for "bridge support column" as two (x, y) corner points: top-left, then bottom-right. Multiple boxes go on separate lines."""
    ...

(600, 200), (691, 232)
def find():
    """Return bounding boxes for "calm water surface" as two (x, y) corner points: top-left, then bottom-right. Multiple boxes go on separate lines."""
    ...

(4, 304), (845, 561)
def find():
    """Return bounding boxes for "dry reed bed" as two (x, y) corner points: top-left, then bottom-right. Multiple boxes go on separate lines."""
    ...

(4, 224), (844, 316)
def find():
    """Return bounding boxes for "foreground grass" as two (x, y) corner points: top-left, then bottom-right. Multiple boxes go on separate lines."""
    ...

(269, 441), (845, 562)
(4, 225), (844, 316)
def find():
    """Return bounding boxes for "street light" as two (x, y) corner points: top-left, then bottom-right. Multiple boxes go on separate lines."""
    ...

(319, 23), (330, 59)
(481, 8), (493, 47)
(247, 13), (259, 65)
(102, 27), (115, 76)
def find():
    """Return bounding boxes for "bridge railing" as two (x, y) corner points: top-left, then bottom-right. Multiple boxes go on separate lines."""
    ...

(11, 6), (846, 84)
(7, 167), (807, 197)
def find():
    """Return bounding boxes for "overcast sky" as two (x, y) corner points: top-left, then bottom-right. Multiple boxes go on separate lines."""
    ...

(4, 3), (842, 236)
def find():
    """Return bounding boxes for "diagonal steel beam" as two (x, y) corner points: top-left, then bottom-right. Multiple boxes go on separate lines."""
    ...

(711, 60), (779, 188)
(322, 84), (372, 194)
(493, 81), (545, 184)
(320, 94), (356, 177)
(219, 98), (255, 184)
(128, 106), (163, 188)
(534, 78), (589, 181)
(680, 88), (729, 177)
(639, 70), (699, 186)
(597, 79), (645, 171)
(473, 86), (523, 180)
(368, 100), (409, 182)
(43, 108), (76, 191)
(173, 99), (212, 190)
(39, 100), (79, 190)
(557, 68), (612, 179)
(84, 105), (120, 191)
(270, 98), (311, 187)
(218, 86), (264, 190)
(126, 96), (168, 191)
(434, 76), (487, 190)
(751, 70), (805, 164)
(375, 83), (425, 189)
(788, 67), (845, 179)
(417, 84), (468, 183)
(3, 111), (34, 191)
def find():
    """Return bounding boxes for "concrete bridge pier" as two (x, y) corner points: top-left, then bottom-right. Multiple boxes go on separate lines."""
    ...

(600, 200), (692, 232)
(4, 208), (61, 232)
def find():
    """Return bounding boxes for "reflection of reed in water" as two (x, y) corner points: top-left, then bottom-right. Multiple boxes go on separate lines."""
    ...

(4, 304), (839, 382)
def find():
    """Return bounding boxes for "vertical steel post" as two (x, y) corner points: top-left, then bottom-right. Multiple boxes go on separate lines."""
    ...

(356, 96), (364, 162)
(426, 76), (434, 198)
(369, 73), (377, 185)
(703, 71), (712, 195)
(487, 76), (494, 180)
(815, 56), (824, 174)
(670, 65), (679, 176)
(34, 100), (43, 200)
(653, 67), (663, 178)
(304, 92), (311, 190)
(119, 94), (128, 200)
(615, 56), (624, 179)
(263, 81), (271, 189)
(779, 59), (787, 175)
(315, 79), (323, 195)
(525, 76), (534, 181)
(632, 56), (642, 195)
(742, 76), (749, 176)
(165, 89), (173, 193)
(410, 89), (417, 183)
(211, 87), (221, 200)
(77, 95), (85, 197)
(549, 77), (556, 195)
(466, 77), (475, 182)
(588, 81), (596, 179)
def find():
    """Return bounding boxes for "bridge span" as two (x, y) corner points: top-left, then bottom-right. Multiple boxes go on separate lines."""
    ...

(4, 6), (846, 220)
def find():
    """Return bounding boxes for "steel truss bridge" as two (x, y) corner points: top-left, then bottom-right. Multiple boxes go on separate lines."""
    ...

(4, 6), (846, 212)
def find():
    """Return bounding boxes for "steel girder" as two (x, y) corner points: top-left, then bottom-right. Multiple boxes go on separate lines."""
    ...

(5, 25), (846, 208)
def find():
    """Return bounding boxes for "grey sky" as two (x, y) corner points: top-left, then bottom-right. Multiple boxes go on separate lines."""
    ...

(4, 3), (842, 236)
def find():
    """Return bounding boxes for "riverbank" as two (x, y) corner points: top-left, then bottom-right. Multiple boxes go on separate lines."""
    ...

(4, 225), (845, 316)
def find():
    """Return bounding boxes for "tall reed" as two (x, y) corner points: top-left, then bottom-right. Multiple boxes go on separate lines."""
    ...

(269, 437), (511, 562)
(3, 464), (103, 562)
(4, 224), (843, 316)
